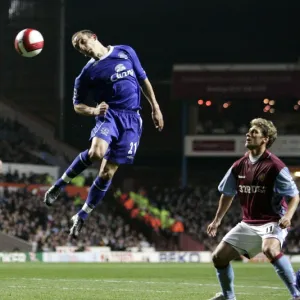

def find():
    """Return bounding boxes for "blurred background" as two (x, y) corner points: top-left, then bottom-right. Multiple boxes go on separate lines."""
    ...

(0, 0), (300, 259)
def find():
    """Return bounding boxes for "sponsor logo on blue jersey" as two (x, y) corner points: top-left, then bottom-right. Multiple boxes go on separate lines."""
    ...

(110, 64), (134, 82)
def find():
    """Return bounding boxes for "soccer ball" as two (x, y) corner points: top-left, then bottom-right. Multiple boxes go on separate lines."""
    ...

(14, 28), (44, 58)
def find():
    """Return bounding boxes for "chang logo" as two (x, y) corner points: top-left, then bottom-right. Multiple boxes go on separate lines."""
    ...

(110, 64), (134, 82)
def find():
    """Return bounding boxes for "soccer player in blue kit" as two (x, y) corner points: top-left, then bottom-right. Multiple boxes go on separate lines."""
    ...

(207, 118), (300, 300)
(44, 29), (164, 237)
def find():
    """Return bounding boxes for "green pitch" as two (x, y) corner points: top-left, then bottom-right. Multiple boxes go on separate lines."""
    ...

(0, 263), (298, 300)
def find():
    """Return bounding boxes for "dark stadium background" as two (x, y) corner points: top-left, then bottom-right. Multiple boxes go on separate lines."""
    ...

(1, 3), (300, 298)
(1, 0), (299, 173)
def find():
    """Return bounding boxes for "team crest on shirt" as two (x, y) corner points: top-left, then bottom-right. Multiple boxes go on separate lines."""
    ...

(115, 64), (126, 72)
(118, 52), (128, 59)
(258, 173), (266, 182)
(100, 127), (109, 136)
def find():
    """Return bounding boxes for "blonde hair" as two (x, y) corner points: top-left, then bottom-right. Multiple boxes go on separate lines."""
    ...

(250, 118), (277, 148)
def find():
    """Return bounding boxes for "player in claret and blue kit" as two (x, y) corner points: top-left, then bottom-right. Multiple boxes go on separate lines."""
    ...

(207, 118), (300, 300)
(44, 29), (164, 238)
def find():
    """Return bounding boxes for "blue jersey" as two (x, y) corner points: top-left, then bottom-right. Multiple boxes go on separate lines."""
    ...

(73, 45), (147, 111)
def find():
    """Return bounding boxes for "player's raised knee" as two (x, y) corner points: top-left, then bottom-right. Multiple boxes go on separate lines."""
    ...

(262, 246), (280, 260)
(99, 170), (113, 181)
(212, 251), (226, 267)
(88, 148), (105, 161)
(100, 166), (118, 181)
(88, 138), (109, 161)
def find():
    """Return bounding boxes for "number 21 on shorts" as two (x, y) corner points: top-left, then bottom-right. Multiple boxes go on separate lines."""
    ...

(128, 142), (138, 155)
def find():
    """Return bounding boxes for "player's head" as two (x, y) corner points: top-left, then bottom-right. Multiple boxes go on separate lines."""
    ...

(246, 118), (277, 150)
(72, 29), (102, 57)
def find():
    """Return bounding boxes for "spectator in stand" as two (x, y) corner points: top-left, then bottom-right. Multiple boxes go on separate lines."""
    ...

(0, 188), (152, 252)
(132, 183), (300, 254)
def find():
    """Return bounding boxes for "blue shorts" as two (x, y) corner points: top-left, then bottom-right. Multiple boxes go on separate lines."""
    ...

(90, 109), (143, 164)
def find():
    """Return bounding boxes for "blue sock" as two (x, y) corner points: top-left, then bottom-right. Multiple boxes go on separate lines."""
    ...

(216, 264), (235, 300)
(272, 253), (300, 297)
(55, 150), (92, 188)
(78, 177), (112, 220)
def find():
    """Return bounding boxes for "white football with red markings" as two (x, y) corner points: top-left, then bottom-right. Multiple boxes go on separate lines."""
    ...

(14, 29), (44, 58)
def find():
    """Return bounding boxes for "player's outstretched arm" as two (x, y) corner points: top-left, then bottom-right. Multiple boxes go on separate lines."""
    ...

(279, 194), (300, 229)
(207, 194), (234, 237)
(140, 78), (164, 131)
(275, 167), (300, 229)
(208, 165), (237, 236)
(74, 102), (109, 117)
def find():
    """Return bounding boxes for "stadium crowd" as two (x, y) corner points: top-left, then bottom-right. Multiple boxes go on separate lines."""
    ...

(1, 181), (300, 254)
(144, 184), (300, 253)
(0, 170), (53, 185)
(1, 114), (300, 254)
(0, 188), (151, 252)
(0, 169), (96, 187)
(141, 185), (241, 251)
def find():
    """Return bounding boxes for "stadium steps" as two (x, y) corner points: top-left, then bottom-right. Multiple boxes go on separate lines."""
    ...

(0, 231), (31, 252)
(0, 97), (78, 167)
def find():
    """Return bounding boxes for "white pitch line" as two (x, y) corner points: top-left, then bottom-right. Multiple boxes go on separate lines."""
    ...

(3, 277), (287, 291)
(4, 286), (269, 296)
(7, 285), (171, 293)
